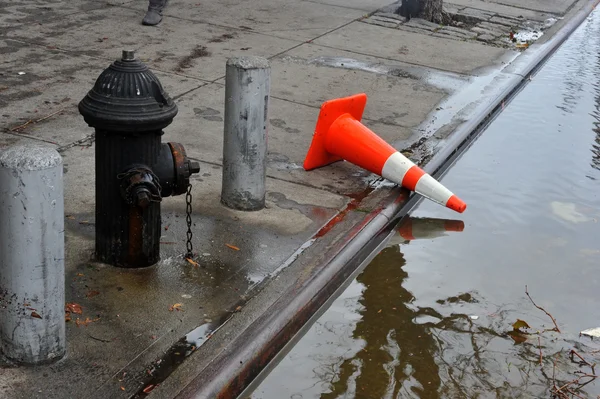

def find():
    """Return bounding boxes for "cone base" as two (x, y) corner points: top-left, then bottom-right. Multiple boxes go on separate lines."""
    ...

(303, 93), (368, 171)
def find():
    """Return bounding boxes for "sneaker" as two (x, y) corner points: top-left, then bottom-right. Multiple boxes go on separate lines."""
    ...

(142, 0), (169, 26)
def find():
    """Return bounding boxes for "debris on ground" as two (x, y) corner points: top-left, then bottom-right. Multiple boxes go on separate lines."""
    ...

(65, 303), (83, 315)
(75, 317), (100, 327)
(169, 303), (184, 312)
(185, 257), (200, 267)
(580, 327), (600, 338)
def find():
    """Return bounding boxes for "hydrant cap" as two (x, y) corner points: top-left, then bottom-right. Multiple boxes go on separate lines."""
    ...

(78, 50), (178, 133)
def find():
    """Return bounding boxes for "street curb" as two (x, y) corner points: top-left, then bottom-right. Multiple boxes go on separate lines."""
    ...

(172, 1), (600, 398)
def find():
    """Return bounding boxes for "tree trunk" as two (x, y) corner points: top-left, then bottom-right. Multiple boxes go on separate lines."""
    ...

(419, 0), (451, 24)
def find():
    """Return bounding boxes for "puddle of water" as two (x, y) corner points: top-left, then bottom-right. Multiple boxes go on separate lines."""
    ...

(130, 318), (233, 399)
(251, 8), (600, 399)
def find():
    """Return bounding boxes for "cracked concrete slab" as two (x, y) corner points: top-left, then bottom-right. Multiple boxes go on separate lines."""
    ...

(0, 132), (48, 149)
(0, 0), (116, 29)
(0, 40), (208, 143)
(446, 0), (556, 21)
(4, 7), (301, 82)
(302, 0), (396, 11)
(487, 0), (577, 14)
(313, 21), (516, 74)
(268, 44), (447, 129)
(125, 0), (367, 41)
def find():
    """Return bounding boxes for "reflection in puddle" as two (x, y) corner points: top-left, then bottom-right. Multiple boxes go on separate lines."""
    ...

(253, 242), (600, 399)
(132, 317), (231, 398)
(130, 323), (215, 398)
(393, 217), (464, 243)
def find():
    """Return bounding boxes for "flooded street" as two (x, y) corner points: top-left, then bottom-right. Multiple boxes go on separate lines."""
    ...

(250, 8), (600, 399)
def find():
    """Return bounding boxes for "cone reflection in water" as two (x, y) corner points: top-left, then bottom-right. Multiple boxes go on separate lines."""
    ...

(303, 93), (466, 213)
(399, 217), (464, 240)
(387, 216), (465, 246)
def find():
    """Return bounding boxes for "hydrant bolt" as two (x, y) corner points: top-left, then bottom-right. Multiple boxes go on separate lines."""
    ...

(135, 189), (151, 209)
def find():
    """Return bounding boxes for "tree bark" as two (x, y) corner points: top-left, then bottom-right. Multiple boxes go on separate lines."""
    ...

(419, 0), (451, 24)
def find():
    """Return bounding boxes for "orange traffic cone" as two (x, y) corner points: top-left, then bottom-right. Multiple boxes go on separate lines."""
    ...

(303, 93), (466, 213)
(397, 217), (464, 241)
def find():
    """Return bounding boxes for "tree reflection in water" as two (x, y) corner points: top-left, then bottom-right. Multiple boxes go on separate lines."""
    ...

(317, 245), (596, 399)
(322, 245), (441, 399)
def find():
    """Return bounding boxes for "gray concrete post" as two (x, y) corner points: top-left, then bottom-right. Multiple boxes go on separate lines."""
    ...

(0, 145), (66, 365)
(221, 56), (271, 211)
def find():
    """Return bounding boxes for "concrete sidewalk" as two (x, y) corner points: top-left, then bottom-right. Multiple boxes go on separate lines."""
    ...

(0, 0), (582, 397)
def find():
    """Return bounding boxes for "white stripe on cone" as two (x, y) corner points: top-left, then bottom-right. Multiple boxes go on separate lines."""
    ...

(415, 174), (453, 207)
(381, 151), (454, 208)
(381, 152), (414, 183)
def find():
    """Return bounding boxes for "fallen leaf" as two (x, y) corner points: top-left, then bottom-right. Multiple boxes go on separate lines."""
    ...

(186, 258), (199, 267)
(65, 313), (71, 322)
(142, 385), (155, 394)
(120, 386), (125, 391)
(86, 290), (100, 298)
(235, 306), (242, 312)
(65, 303), (83, 314)
(226, 244), (240, 251)
(377, 309), (382, 313)
(512, 319), (531, 331)
(76, 273), (84, 277)
(507, 330), (528, 344)
(169, 303), (183, 312)
(75, 317), (100, 327)
(31, 311), (42, 319)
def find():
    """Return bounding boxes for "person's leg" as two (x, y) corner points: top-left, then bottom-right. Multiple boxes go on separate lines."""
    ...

(142, 0), (168, 26)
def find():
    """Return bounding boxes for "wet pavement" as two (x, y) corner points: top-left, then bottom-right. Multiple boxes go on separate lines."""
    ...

(251, 7), (600, 399)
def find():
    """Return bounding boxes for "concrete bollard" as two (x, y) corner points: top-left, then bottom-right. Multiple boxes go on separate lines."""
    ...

(0, 145), (66, 365)
(221, 56), (271, 211)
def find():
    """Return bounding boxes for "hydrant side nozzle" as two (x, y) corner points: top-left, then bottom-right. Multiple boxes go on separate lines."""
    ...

(189, 161), (200, 174)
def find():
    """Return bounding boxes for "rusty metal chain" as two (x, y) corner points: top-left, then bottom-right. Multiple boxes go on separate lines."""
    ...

(185, 183), (194, 259)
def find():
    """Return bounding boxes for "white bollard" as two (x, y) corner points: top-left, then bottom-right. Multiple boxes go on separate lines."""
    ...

(221, 56), (271, 211)
(0, 145), (66, 365)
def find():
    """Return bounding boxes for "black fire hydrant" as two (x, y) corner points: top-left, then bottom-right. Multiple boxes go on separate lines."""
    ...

(79, 50), (200, 268)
